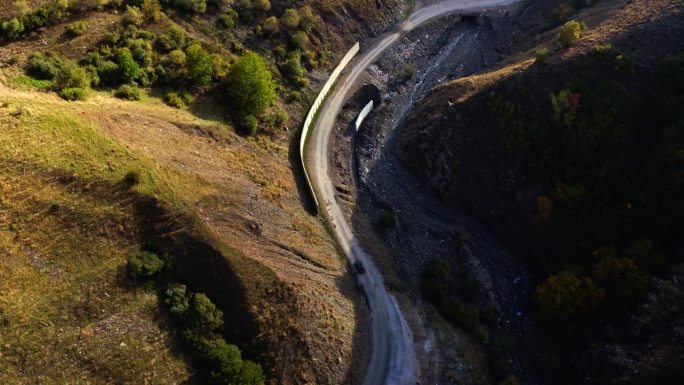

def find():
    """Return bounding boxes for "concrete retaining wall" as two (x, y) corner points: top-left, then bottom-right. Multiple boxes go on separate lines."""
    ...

(300, 42), (360, 212)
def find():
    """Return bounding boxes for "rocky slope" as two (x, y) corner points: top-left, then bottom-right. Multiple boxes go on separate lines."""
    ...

(397, 0), (684, 383)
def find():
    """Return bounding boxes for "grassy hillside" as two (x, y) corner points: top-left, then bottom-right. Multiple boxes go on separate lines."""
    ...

(0, 0), (414, 384)
(398, 0), (684, 383)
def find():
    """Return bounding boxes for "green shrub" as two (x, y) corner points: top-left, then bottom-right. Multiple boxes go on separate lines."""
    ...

(5, 2), (68, 39)
(165, 92), (185, 108)
(66, 21), (88, 37)
(299, 6), (316, 32)
(262, 16), (278, 35)
(97, 60), (120, 86)
(223, 53), (276, 117)
(557, 19), (582, 49)
(127, 251), (165, 279)
(219, 11), (237, 28)
(290, 31), (309, 50)
(156, 26), (186, 52)
(237, 114), (258, 136)
(273, 109), (289, 128)
(273, 44), (287, 59)
(286, 90), (301, 104)
(58, 87), (87, 101)
(280, 8), (300, 30)
(400, 64), (416, 82)
(164, 0), (207, 14)
(141, 0), (162, 22)
(83, 51), (102, 67)
(164, 284), (191, 317)
(123, 5), (145, 26)
(185, 43), (213, 86)
(1, 18), (25, 39)
(26, 52), (62, 80)
(114, 84), (143, 100)
(188, 293), (224, 332)
(254, 0), (270, 12)
(167, 49), (187, 67)
(535, 48), (550, 65)
(54, 60), (90, 90)
(281, 51), (304, 80)
(164, 91), (193, 108)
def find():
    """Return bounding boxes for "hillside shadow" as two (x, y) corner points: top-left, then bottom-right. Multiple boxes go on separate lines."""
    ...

(10, 159), (262, 371)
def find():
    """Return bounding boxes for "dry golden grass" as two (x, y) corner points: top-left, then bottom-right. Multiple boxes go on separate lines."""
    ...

(0, 162), (194, 385)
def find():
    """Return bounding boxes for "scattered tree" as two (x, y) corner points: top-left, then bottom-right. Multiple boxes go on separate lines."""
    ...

(185, 43), (213, 86)
(223, 53), (276, 117)
(536, 270), (605, 335)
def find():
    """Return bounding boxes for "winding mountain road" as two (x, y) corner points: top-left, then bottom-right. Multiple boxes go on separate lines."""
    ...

(306, 1), (518, 384)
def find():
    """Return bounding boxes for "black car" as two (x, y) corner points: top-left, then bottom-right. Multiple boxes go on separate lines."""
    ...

(354, 260), (366, 274)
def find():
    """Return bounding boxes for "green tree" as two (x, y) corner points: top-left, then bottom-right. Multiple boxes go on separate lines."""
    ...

(115, 47), (141, 83)
(557, 19), (582, 49)
(223, 53), (276, 117)
(185, 43), (213, 86)
(188, 293), (224, 332)
(164, 284), (191, 317)
(536, 270), (605, 334)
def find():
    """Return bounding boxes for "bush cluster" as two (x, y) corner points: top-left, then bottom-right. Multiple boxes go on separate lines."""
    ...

(126, 251), (264, 385)
(164, 91), (193, 108)
(26, 52), (91, 100)
(1, 1), (68, 40)
(114, 84), (143, 100)
(65, 21), (88, 37)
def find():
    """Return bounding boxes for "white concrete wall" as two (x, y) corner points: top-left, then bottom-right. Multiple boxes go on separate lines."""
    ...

(355, 100), (374, 132)
(300, 42), (360, 212)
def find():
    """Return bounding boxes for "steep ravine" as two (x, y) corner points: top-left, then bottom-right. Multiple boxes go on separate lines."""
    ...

(328, 5), (545, 384)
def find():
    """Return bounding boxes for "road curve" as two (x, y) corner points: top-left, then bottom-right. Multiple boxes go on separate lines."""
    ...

(306, 1), (518, 384)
